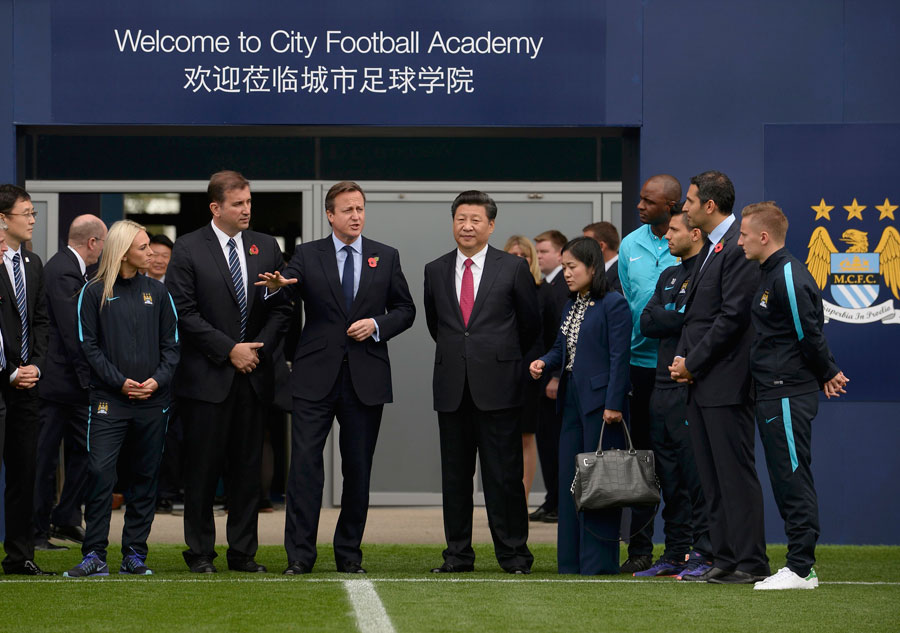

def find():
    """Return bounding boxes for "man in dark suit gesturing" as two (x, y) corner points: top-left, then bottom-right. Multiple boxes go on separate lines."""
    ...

(669, 170), (769, 584)
(0, 184), (53, 575)
(259, 181), (415, 575)
(167, 171), (292, 573)
(34, 214), (107, 550)
(423, 190), (541, 574)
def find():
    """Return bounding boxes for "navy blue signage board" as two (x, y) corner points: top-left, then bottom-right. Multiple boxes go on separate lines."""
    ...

(764, 124), (900, 401)
(29, 0), (613, 126)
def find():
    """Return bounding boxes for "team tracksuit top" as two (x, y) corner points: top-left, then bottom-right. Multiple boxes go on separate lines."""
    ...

(77, 274), (180, 406)
(750, 247), (839, 400)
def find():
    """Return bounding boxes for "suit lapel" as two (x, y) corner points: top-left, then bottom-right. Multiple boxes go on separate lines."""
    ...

(442, 251), (464, 327)
(0, 255), (13, 305)
(318, 237), (347, 315)
(24, 250), (38, 319)
(468, 247), (502, 327)
(243, 232), (259, 314)
(352, 237), (376, 316)
(204, 225), (239, 306)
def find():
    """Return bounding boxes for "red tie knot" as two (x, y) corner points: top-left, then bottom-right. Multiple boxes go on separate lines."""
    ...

(464, 258), (473, 269)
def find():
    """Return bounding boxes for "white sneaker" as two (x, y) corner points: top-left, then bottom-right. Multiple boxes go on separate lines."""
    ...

(753, 566), (819, 590)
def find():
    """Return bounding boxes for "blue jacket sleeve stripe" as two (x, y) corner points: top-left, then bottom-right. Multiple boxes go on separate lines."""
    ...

(77, 284), (87, 342)
(783, 262), (805, 341)
(167, 292), (180, 344)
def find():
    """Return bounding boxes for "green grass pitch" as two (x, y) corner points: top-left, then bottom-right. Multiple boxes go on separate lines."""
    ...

(1, 543), (897, 632)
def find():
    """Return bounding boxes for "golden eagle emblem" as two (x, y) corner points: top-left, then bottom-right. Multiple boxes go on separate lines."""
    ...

(806, 226), (900, 300)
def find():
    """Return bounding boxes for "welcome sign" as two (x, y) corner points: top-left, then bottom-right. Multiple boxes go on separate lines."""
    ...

(34, 0), (610, 126)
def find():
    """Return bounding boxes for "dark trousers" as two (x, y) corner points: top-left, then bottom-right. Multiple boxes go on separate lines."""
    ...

(687, 397), (770, 575)
(82, 398), (167, 560)
(284, 361), (383, 568)
(626, 365), (655, 557)
(558, 382), (623, 575)
(181, 374), (264, 566)
(156, 405), (183, 503)
(33, 399), (89, 538)
(648, 386), (710, 560)
(437, 381), (533, 571)
(756, 393), (820, 577)
(1, 388), (39, 570)
(536, 388), (561, 512)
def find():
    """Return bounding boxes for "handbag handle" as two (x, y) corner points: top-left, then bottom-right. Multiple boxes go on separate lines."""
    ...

(595, 418), (636, 455)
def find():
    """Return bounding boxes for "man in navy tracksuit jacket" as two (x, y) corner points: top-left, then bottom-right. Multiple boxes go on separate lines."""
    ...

(738, 202), (847, 590)
(638, 208), (711, 578)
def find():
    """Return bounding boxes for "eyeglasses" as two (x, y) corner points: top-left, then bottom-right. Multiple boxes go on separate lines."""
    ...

(6, 211), (38, 219)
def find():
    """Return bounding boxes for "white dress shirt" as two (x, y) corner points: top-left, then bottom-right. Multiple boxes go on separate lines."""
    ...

(3, 245), (33, 381)
(544, 264), (563, 284)
(455, 244), (489, 301)
(67, 245), (87, 278)
(605, 254), (619, 272)
(210, 221), (248, 298)
(700, 213), (736, 270)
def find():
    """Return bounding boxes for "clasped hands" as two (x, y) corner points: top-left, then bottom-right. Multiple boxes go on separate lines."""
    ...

(121, 377), (159, 400)
(12, 364), (40, 389)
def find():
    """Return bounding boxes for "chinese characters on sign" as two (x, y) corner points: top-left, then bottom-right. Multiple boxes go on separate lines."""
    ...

(183, 65), (476, 95)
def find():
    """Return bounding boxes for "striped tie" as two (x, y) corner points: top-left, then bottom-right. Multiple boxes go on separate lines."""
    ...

(227, 238), (247, 341)
(12, 252), (29, 363)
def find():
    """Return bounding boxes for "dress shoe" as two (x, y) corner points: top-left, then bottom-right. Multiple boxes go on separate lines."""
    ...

(708, 569), (769, 584)
(187, 557), (217, 573)
(506, 566), (532, 575)
(529, 506), (551, 522)
(680, 566), (732, 582)
(283, 561), (312, 575)
(34, 538), (68, 551)
(50, 524), (86, 544)
(4, 560), (57, 576)
(156, 499), (174, 514)
(540, 510), (558, 523)
(228, 558), (267, 573)
(430, 562), (475, 573)
(339, 561), (367, 574)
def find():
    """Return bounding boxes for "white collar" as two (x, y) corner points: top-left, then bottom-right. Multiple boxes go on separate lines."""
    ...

(456, 244), (489, 268)
(67, 245), (87, 276)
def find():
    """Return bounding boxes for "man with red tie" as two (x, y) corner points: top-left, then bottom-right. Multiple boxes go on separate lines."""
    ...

(423, 190), (541, 574)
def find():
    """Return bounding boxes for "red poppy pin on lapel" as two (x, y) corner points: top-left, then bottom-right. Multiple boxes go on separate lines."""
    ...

(368, 256), (379, 268)
(249, 244), (259, 255)
(714, 241), (723, 253)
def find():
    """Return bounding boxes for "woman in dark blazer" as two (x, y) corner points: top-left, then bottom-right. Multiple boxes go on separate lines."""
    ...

(530, 236), (632, 575)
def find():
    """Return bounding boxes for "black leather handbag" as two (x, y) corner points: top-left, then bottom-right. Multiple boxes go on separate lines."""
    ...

(571, 420), (660, 512)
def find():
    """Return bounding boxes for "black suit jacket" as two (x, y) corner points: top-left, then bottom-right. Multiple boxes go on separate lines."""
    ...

(540, 271), (571, 379)
(166, 224), (293, 404)
(424, 246), (541, 412)
(0, 247), (49, 376)
(677, 219), (760, 406)
(39, 247), (91, 404)
(606, 259), (623, 294)
(282, 236), (415, 406)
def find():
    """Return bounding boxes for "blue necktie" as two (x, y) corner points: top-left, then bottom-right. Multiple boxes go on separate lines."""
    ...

(341, 245), (355, 312)
(227, 238), (247, 341)
(13, 252), (29, 363)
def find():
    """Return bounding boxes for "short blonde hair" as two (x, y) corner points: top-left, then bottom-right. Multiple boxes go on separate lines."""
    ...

(742, 201), (788, 243)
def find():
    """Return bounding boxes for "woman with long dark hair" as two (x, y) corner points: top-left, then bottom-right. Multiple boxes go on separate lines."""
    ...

(65, 220), (179, 577)
(530, 236), (632, 575)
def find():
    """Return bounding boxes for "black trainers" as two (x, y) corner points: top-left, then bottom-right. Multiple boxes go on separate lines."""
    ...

(619, 555), (653, 574)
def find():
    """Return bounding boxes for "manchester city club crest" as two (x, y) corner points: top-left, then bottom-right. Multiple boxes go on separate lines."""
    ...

(805, 199), (900, 324)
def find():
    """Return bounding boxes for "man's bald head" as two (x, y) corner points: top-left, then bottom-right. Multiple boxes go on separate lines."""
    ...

(68, 214), (106, 246)
(646, 174), (682, 203)
(68, 214), (108, 265)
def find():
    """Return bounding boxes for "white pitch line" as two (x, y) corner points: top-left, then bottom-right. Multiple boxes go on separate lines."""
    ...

(1, 577), (898, 586)
(343, 579), (395, 633)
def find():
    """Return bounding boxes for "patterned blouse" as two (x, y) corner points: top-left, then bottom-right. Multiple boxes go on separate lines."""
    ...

(561, 292), (591, 371)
